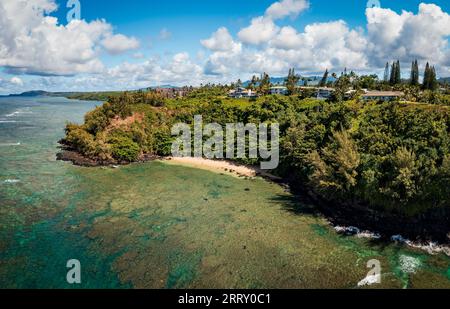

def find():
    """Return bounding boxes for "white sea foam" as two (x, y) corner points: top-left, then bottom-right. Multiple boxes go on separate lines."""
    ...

(0, 120), (17, 123)
(3, 179), (20, 184)
(0, 142), (21, 146)
(399, 255), (421, 274)
(334, 226), (381, 239)
(5, 109), (32, 117)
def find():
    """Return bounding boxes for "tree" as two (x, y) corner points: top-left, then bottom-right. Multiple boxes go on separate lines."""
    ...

(422, 62), (430, 90)
(395, 60), (401, 84)
(383, 62), (390, 83)
(237, 79), (243, 88)
(430, 66), (438, 91)
(285, 68), (300, 95)
(410, 60), (419, 86)
(258, 72), (271, 95)
(248, 75), (258, 90)
(319, 69), (329, 87)
(422, 62), (438, 90)
(308, 130), (360, 195)
(390, 60), (401, 85)
(332, 74), (351, 102)
(390, 62), (396, 85)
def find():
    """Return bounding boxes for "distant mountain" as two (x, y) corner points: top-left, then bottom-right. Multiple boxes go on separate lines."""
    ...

(147, 85), (180, 89)
(5, 90), (50, 97)
(439, 77), (450, 83)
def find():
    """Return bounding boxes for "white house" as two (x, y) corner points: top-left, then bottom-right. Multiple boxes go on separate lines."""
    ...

(362, 91), (404, 101)
(316, 87), (335, 100)
(269, 86), (288, 95)
(229, 87), (257, 98)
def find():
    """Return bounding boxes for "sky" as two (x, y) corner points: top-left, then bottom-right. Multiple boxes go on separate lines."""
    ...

(1, 0), (450, 94)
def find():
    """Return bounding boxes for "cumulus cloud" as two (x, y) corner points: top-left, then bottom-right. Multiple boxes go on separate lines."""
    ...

(366, 4), (450, 67)
(0, 0), (140, 76)
(105, 52), (204, 87)
(238, 17), (279, 45)
(204, 2), (450, 80)
(237, 0), (309, 46)
(266, 0), (310, 20)
(101, 34), (140, 55)
(201, 27), (241, 52)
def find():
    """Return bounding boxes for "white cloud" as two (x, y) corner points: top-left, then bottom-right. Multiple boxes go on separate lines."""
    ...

(0, 0), (140, 76)
(366, 4), (450, 68)
(238, 17), (279, 45)
(201, 27), (241, 52)
(266, 0), (310, 20)
(270, 26), (303, 50)
(10, 77), (23, 86)
(101, 34), (140, 55)
(237, 0), (309, 46)
(204, 2), (450, 80)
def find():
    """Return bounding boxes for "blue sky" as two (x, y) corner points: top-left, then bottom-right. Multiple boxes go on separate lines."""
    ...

(1, 0), (450, 93)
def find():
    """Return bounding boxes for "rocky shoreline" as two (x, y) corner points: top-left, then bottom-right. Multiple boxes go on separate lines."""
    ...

(56, 145), (160, 167)
(300, 190), (450, 245)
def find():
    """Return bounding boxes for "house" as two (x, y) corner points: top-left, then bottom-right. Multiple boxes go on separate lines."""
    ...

(154, 87), (191, 98)
(269, 86), (288, 95)
(316, 87), (335, 100)
(229, 87), (257, 98)
(362, 91), (404, 101)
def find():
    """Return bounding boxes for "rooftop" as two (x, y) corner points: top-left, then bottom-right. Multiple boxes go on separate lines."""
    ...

(363, 91), (404, 97)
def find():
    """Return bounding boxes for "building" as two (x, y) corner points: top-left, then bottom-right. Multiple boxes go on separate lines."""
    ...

(362, 91), (404, 101)
(316, 87), (335, 100)
(269, 86), (288, 95)
(297, 86), (335, 100)
(154, 87), (191, 98)
(229, 87), (258, 98)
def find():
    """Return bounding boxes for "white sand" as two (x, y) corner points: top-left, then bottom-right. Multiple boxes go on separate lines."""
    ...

(161, 157), (258, 178)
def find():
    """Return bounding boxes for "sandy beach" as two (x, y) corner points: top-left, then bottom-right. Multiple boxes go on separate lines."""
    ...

(161, 157), (259, 178)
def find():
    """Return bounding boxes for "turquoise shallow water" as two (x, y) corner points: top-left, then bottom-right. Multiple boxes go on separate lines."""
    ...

(0, 97), (449, 289)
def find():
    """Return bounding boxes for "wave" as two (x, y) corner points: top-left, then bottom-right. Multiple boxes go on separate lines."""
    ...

(0, 142), (21, 146)
(0, 120), (17, 123)
(5, 109), (33, 117)
(3, 179), (20, 184)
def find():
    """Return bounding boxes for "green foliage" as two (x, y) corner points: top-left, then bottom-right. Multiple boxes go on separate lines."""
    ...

(423, 62), (438, 91)
(410, 60), (420, 86)
(319, 69), (329, 87)
(285, 68), (300, 95)
(390, 60), (401, 85)
(109, 136), (140, 162)
(258, 72), (271, 95)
